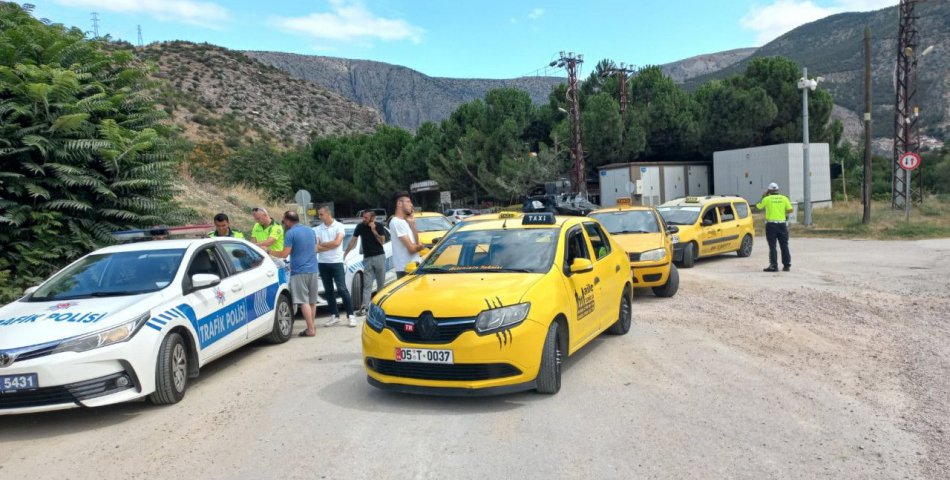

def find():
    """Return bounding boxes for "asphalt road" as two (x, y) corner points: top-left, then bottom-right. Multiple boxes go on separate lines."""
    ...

(1, 237), (947, 479)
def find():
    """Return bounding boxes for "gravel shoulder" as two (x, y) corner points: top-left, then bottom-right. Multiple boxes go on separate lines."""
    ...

(0, 237), (947, 479)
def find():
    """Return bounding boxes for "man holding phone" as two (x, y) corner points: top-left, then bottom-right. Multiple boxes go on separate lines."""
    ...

(389, 191), (424, 279)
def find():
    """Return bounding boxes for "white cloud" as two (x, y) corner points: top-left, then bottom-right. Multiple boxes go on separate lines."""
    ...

(741, 0), (895, 45)
(55, 0), (230, 28)
(528, 8), (546, 20)
(275, 0), (423, 45)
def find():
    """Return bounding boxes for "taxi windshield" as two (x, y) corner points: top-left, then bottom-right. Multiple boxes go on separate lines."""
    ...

(415, 216), (453, 232)
(28, 249), (186, 302)
(419, 228), (557, 274)
(657, 206), (702, 225)
(590, 211), (660, 234)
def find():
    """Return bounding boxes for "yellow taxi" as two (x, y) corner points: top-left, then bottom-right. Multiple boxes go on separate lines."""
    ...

(412, 211), (454, 248)
(656, 195), (755, 268)
(589, 199), (679, 297)
(362, 211), (633, 395)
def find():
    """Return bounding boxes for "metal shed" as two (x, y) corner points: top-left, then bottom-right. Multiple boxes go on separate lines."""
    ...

(712, 143), (832, 209)
(598, 161), (711, 207)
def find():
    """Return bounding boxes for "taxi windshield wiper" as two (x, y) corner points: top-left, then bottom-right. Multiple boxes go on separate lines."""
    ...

(480, 267), (535, 273)
(88, 290), (150, 297)
(614, 230), (654, 234)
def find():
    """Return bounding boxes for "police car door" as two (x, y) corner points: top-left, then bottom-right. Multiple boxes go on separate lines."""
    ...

(218, 241), (275, 341)
(182, 244), (247, 362)
(561, 225), (601, 348)
(697, 206), (722, 257)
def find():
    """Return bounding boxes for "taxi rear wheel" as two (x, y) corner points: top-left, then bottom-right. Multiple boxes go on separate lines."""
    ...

(680, 242), (697, 268)
(265, 293), (293, 344)
(607, 287), (633, 335)
(148, 332), (188, 405)
(737, 234), (753, 257)
(535, 321), (562, 394)
(652, 265), (679, 298)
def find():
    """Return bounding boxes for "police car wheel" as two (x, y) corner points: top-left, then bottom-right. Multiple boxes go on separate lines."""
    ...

(148, 332), (188, 405)
(652, 265), (679, 298)
(737, 234), (753, 257)
(351, 273), (364, 312)
(608, 286), (633, 334)
(265, 293), (293, 344)
(535, 321), (562, 394)
(680, 242), (697, 268)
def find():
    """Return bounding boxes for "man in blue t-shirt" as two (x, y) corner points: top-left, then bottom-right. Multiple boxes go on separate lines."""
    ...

(274, 210), (319, 337)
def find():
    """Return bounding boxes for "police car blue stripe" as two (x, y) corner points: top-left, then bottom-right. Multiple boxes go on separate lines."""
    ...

(178, 281), (282, 350)
(158, 313), (172, 321)
(152, 318), (168, 326)
(146, 323), (162, 332)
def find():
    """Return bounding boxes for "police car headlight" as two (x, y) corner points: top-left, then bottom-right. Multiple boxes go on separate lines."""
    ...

(671, 234), (680, 244)
(475, 303), (529, 334)
(52, 312), (150, 354)
(367, 303), (385, 332)
(639, 248), (667, 262)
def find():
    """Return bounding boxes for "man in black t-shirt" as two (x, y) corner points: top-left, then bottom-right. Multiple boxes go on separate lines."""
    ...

(344, 210), (387, 316)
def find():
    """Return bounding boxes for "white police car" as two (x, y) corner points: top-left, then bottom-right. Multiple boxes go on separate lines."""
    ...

(317, 222), (397, 311)
(0, 237), (292, 414)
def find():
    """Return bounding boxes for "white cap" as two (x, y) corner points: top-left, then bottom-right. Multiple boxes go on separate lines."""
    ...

(768, 182), (779, 191)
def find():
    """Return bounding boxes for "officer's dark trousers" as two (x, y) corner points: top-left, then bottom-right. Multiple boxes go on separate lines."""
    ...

(765, 222), (791, 268)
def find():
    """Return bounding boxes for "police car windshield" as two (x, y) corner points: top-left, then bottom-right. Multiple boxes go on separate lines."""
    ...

(28, 249), (186, 302)
(590, 211), (660, 234)
(415, 216), (453, 232)
(419, 228), (557, 274)
(657, 206), (701, 225)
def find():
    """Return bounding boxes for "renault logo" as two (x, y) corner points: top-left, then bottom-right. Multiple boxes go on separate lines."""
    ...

(415, 312), (438, 340)
(0, 351), (15, 368)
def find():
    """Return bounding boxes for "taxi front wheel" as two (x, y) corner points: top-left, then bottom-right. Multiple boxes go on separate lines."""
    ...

(148, 332), (188, 405)
(652, 265), (679, 298)
(680, 242), (697, 268)
(535, 321), (562, 394)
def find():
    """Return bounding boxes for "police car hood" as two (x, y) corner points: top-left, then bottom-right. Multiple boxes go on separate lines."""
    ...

(377, 273), (542, 318)
(0, 293), (160, 348)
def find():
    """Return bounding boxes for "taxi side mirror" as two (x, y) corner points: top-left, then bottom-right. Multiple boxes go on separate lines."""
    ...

(404, 261), (419, 275)
(192, 273), (221, 290)
(569, 258), (594, 274)
(702, 219), (713, 227)
(667, 225), (679, 234)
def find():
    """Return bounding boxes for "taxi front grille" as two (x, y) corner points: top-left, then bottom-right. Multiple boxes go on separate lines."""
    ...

(366, 358), (521, 381)
(384, 317), (475, 344)
(628, 252), (641, 261)
(0, 372), (133, 410)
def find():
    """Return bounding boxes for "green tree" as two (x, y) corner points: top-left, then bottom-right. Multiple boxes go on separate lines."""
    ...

(694, 80), (778, 155)
(0, 4), (184, 302)
(581, 93), (623, 169)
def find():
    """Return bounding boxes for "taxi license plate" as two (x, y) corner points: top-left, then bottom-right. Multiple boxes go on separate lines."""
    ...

(395, 348), (453, 364)
(1, 373), (39, 393)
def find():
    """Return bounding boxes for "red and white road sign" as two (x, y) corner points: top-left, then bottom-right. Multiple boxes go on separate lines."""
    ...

(899, 152), (921, 171)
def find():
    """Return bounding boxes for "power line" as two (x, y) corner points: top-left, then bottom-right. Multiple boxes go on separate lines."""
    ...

(90, 12), (99, 38)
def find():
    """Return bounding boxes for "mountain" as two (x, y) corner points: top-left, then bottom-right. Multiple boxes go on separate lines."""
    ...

(245, 52), (564, 131)
(661, 47), (758, 83)
(140, 42), (382, 147)
(684, 2), (950, 139)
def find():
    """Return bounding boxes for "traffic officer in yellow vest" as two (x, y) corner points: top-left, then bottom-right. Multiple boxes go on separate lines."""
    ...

(208, 213), (245, 238)
(251, 207), (284, 256)
(756, 183), (793, 272)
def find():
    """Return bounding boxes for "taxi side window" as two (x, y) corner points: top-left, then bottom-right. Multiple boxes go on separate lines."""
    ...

(718, 204), (736, 222)
(219, 242), (264, 273)
(563, 227), (591, 272)
(734, 202), (749, 219)
(583, 222), (611, 260)
(701, 208), (719, 226)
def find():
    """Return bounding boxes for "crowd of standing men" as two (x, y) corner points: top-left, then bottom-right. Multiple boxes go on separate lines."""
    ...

(206, 191), (426, 338)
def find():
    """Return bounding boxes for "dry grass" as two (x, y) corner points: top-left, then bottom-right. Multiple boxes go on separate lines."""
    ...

(175, 175), (286, 234)
(752, 195), (950, 239)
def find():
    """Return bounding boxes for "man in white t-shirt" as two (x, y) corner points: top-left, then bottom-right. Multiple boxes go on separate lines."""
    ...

(389, 191), (424, 279)
(314, 205), (356, 327)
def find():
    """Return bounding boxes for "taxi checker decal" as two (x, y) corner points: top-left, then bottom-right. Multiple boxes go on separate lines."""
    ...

(575, 283), (595, 320)
(146, 282), (280, 349)
(484, 297), (514, 349)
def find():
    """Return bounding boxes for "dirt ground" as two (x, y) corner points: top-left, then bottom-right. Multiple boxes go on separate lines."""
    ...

(1, 237), (947, 479)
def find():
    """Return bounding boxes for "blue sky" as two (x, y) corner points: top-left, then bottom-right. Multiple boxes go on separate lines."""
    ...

(33, 1), (895, 79)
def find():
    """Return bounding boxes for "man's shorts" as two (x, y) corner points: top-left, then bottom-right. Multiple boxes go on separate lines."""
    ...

(290, 272), (320, 305)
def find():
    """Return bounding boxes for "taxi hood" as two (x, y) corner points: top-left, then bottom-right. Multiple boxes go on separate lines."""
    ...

(0, 293), (161, 349)
(612, 232), (665, 254)
(376, 272), (543, 318)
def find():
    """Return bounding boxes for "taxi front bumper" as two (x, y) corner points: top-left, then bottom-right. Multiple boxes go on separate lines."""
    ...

(361, 317), (547, 394)
(630, 261), (671, 287)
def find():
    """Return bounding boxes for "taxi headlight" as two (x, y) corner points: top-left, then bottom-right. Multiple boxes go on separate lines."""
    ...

(367, 303), (385, 332)
(671, 234), (680, 244)
(639, 248), (667, 262)
(52, 312), (150, 354)
(475, 303), (529, 335)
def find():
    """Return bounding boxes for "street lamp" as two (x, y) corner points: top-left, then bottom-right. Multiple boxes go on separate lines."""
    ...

(797, 67), (821, 226)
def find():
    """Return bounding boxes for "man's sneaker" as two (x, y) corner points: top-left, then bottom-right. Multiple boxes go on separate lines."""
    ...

(347, 315), (358, 328)
(782, 265), (791, 272)
(763, 265), (778, 272)
(323, 316), (341, 327)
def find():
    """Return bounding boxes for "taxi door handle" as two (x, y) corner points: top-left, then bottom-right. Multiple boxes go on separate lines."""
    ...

(230, 284), (243, 292)
(594, 277), (600, 285)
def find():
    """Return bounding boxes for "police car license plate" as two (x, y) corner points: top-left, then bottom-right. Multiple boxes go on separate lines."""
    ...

(394, 348), (453, 364)
(0, 373), (38, 393)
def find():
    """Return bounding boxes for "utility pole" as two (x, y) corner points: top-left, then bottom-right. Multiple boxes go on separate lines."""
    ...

(91, 12), (99, 38)
(605, 62), (635, 119)
(551, 52), (586, 196)
(137, 25), (143, 47)
(797, 68), (820, 227)
(892, 0), (921, 210)
(863, 26), (873, 224)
